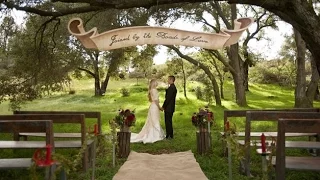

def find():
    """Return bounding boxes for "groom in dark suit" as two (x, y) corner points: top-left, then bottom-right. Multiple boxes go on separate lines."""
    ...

(161, 76), (177, 139)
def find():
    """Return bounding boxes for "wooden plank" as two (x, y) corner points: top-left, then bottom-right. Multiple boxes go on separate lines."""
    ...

(14, 111), (102, 134)
(223, 108), (320, 132)
(55, 140), (94, 148)
(272, 157), (320, 171)
(0, 158), (32, 169)
(0, 141), (47, 149)
(0, 120), (50, 133)
(237, 140), (320, 149)
(19, 132), (82, 138)
(220, 132), (317, 137)
(0, 114), (84, 123)
(0, 140), (93, 149)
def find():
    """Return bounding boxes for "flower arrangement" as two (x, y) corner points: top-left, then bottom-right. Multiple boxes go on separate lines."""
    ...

(191, 108), (214, 127)
(114, 109), (136, 128)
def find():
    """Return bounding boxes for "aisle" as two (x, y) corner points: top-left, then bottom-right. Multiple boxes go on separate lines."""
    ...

(113, 150), (208, 180)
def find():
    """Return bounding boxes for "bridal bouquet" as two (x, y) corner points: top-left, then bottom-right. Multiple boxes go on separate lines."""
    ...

(114, 109), (136, 128)
(191, 108), (214, 127)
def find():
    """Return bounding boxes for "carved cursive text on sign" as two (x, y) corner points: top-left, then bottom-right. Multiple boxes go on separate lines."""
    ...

(68, 17), (254, 51)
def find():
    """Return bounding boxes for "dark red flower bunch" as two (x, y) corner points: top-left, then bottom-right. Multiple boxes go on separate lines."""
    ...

(115, 109), (136, 127)
(191, 108), (214, 127)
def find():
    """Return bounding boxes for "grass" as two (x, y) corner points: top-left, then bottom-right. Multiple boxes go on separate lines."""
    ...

(0, 78), (320, 180)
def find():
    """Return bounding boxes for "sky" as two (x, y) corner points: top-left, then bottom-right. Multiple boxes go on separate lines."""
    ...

(10, 9), (292, 65)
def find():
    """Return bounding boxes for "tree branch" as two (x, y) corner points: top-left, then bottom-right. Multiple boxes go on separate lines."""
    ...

(212, 1), (232, 29)
(1, 0), (287, 18)
(3, 1), (104, 17)
(78, 67), (95, 77)
(198, 15), (219, 32)
(207, 49), (236, 74)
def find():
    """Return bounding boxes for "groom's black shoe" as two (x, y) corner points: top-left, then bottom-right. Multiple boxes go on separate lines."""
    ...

(166, 135), (173, 140)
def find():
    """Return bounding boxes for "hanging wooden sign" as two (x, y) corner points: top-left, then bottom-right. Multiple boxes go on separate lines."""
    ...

(68, 17), (254, 51)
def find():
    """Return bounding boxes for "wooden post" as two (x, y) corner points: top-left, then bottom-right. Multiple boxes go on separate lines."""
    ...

(196, 131), (212, 155)
(117, 132), (131, 158)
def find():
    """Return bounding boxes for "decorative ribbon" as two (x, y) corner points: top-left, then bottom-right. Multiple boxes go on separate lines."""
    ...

(68, 17), (254, 51)
(89, 124), (99, 136)
(33, 144), (55, 167)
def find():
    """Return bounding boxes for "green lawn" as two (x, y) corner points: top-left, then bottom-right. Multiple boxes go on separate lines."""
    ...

(0, 78), (319, 180)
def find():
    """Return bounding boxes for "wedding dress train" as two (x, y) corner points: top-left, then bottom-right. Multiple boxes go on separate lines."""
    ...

(131, 89), (165, 144)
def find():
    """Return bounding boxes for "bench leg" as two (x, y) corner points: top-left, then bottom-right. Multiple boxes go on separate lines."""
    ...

(59, 168), (67, 180)
(91, 139), (97, 180)
(45, 164), (56, 180)
(82, 149), (89, 172)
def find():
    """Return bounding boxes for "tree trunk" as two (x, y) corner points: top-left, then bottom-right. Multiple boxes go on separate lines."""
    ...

(101, 68), (112, 94)
(228, 44), (247, 106)
(225, 0), (320, 78)
(180, 60), (187, 99)
(294, 29), (311, 108)
(210, 52), (225, 99)
(227, 4), (247, 106)
(243, 59), (249, 91)
(220, 77), (224, 99)
(306, 55), (320, 102)
(93, 52), (102, 96)
(315, 87), (320, 101)
(167, 45), (221, 106)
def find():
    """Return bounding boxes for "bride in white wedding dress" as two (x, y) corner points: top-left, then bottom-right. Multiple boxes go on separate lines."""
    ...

(131, 79), (165, 144)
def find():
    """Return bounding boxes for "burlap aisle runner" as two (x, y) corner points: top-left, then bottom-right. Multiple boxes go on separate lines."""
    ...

(113, 150), (208, 180)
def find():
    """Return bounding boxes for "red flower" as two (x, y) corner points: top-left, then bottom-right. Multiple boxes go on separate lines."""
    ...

(126, 114), (135, 122)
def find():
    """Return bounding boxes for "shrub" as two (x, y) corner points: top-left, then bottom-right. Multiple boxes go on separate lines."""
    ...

(130, 87), (148, 93)
(120, 88), (130, 97)
(195, 86), (203, 100)
(69, 89), (76, 95)
(203, 86), (213, 104)
(118, 73), (125, 79)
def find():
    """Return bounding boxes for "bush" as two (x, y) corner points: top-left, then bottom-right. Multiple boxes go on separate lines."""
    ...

(130, 87), (148, 93)
(118, 73), (125, 79)
(120, 88), (130, 97)
(69, 89), (76, 95)
(249, 59), (296, 86)
(195, 86), (203, 100)
(203, 86), (213, 104)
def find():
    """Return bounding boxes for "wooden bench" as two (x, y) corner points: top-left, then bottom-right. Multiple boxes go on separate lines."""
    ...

(0, 114), (93, 171)
(221, 108), (320, 156)
(223, 108), (320, 132)
(0, 120), (55, 179)
(273, 118), (320, 179)
(14, 110), (102, 138)
(242, 111), (320, 176)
